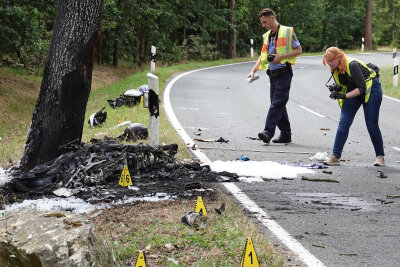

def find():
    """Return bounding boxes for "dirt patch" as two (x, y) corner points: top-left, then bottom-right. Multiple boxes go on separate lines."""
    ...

(91, 64), (134, 91)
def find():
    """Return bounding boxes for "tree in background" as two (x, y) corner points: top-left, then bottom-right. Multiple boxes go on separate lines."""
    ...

(227, 0), (236, 58)
(21, 0), (103, 171)
(1, 0), (398, 70)
(0, 0), (57, 68)
(365, 0), (373, 50)
(373, 0), (400, 47)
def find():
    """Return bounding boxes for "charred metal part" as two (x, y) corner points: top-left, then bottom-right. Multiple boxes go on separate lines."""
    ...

(3, 140), (238, 204)
(117, 123), (149, 142)
(88, 107), (107, 127)
(214, 202), (225, 215)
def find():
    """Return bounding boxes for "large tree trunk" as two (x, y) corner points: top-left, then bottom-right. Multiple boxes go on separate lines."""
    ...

(227, 0), (236, 59)
(364, 0), (373, 50)
(20, 0), (103, 172)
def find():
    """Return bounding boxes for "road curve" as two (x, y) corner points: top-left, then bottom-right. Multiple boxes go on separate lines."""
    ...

(164, 53), (400, 267)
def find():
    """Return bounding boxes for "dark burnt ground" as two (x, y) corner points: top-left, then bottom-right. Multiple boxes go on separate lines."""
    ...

(0, 138), (238, 207)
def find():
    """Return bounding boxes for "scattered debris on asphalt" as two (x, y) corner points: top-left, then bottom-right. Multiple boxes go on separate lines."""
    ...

(308, 152), (329, 161)
(236, 155), (250, 161)
(322, 170), (333, 174)
(301, 176), (340, 183)
(320, 128), (331, 131)
(194, 137), (229, 143)
(215, 137), (229, 143)
(387, 195), (400, 199)
(312, 244), (326, 248)
(377, 171), (388, 179)
(376, 198), (394, 204)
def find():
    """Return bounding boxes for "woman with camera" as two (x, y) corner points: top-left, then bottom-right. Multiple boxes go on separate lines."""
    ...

(322, 47), (385, 166)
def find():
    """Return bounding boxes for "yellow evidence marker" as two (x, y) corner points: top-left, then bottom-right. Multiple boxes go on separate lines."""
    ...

(134, 250), (147, 267)
(240, 237), (259, 267)
(195, 196), (207, 216)
(119, 165), (132, 187)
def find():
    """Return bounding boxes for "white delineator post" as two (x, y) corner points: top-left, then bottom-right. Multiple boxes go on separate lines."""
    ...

(250, 39), (254, 58)
(361, 37), (364, 52)
(394, 48), (399, 87)
(151, 45), (156, 74)
(147, 73), (159, 146)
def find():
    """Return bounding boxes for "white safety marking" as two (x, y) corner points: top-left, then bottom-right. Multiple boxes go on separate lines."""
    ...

(392, 147), (400, 152)
(298, 105), (326, 118)
(163, 62), (325, 267)
(223, 183), (326, 267)
(217, 112), (231, 115)
(178, 107), (200, 111)
(383, 95), (400, 103)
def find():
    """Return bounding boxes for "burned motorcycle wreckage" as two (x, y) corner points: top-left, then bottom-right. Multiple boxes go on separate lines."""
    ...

(3, 139), (238, 203)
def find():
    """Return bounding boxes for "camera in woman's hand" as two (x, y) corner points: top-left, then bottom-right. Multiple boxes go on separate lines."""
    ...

(327, 84), (342, 93)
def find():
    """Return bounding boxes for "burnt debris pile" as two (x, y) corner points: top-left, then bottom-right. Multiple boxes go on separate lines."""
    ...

(2, 138), (238, 203)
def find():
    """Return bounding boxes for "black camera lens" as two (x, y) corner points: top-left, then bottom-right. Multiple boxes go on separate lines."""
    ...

(267, 54), (275, 62)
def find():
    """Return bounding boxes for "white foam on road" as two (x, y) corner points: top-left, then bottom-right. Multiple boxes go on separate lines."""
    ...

(210, 160), (314, 179)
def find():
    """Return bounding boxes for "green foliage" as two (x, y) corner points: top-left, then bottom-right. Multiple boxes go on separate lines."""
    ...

(0, 0), (56, 68)
(1, 0), (399, 69)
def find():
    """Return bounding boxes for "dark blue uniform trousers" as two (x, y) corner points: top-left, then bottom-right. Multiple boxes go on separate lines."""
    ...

(263, 70), (293, 137)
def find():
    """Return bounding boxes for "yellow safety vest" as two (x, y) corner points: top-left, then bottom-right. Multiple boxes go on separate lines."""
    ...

(259, 25), (297, 70)
(332, 56), (376, 107)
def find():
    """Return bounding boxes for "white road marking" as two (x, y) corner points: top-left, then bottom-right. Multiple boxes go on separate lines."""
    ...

(177, 107), (200, 111)
(392, 147), (400, 152)
(298, 105), (326, 118)
(163, 63), (325, 267)
(383, 94), (400, 103)
(223, 183), (326, 267)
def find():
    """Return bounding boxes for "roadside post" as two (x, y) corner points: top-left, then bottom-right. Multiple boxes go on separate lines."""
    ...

(361, 37), (364, 52)
(250, 39), (254, 58)
(394, 48), (399, 87)
(146, 72), (159, 146)
(151, 45), (156, 74)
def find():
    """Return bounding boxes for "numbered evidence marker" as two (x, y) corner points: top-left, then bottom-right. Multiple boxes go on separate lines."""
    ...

(119, 165), (132, 187)
(240, 237), (260, 267)
(194, 196), (208, 216)
(135, 250), (147, 267)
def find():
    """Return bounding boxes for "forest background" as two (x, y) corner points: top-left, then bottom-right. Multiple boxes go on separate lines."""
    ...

(1, 0), (399, 70)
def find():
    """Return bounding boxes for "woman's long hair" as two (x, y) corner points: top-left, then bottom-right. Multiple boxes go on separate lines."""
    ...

(322, 47), (347, 74)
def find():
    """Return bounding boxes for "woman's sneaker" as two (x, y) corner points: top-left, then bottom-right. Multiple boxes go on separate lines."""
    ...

(323, 155), (340, 165)
(374, 156), (385, 167)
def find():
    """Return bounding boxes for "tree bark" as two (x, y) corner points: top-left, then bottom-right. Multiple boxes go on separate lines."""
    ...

(20, 0), (103, 172)
(113, 28), (119, 67)
(227, 0), (236, 58)
(364, 0), (373, 50)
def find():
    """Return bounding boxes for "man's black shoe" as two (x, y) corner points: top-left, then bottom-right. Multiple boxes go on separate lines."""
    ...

(258, 132), (271, 143)
(272, 134), (292, 143)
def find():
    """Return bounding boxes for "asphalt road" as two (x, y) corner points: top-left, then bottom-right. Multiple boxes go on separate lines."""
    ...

(166, 53), (400, 267)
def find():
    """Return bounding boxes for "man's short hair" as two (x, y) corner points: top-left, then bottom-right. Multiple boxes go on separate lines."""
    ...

(258, 8), (276, 18)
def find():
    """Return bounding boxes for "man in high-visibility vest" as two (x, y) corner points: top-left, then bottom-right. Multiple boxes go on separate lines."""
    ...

(247, 8), (302, 144)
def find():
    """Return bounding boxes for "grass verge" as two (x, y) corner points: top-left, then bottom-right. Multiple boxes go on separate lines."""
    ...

(89, 188), (285, 266)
